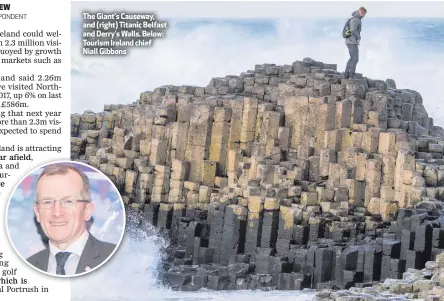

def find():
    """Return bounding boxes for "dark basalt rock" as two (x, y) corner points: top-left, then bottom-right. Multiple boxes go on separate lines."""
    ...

(70, 57), (444, 294)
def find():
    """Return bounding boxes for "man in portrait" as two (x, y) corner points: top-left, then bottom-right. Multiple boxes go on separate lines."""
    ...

(26, 163), (117, 276)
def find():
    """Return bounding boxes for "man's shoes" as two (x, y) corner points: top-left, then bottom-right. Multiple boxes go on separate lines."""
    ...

(343, 72), (349, 79)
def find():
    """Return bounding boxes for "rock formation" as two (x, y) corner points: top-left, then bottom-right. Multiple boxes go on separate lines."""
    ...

(71, 57), (444, 292)
(315, 252), (444, 301)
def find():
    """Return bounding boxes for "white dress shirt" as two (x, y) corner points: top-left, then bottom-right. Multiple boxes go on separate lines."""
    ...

(47, 230), (89, 275)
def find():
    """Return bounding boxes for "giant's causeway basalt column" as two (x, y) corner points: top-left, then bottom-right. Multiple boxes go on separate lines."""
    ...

(71, 58), (444, 292)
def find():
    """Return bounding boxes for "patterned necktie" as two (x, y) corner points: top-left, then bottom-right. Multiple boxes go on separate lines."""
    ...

(55, 252), (71, 275)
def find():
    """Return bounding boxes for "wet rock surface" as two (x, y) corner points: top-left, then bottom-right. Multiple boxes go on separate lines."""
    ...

(315, 253), (444, 300)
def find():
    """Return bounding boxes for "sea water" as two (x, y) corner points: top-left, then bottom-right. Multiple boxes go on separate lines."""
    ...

(69, 17), (444, 300)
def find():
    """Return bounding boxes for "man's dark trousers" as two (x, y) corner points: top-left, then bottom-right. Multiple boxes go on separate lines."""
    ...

(345, 43), (359, 76)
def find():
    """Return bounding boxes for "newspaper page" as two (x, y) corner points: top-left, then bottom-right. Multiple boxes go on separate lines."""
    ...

(2, 1), (444, 301)
(0, 1), (71, 300)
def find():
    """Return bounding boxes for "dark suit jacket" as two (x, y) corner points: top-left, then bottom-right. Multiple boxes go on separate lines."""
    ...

(26, 233), (117, 274)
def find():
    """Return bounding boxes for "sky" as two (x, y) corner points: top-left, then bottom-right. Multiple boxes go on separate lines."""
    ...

(70, 1), (444, 127)
(71, 1), (444, 18)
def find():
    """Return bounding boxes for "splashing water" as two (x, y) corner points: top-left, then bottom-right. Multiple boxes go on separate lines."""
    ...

(71, 211), (316, 301)
(71, 212), (169, 300)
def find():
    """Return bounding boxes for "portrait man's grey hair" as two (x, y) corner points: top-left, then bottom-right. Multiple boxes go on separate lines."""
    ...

(35, 163), (92, 202)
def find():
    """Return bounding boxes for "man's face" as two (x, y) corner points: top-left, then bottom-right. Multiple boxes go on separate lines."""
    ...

(359, 9), (366, 17)
(34, 170), (94, 250)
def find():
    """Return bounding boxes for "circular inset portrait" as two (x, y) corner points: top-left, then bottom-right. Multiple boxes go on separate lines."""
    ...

(5, 160), (125, 277)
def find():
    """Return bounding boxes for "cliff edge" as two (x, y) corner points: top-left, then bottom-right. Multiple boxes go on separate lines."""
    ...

(71, 57), (444, 293)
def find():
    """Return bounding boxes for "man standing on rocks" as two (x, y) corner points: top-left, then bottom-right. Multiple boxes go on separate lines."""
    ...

(343, 7), (367, 79)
